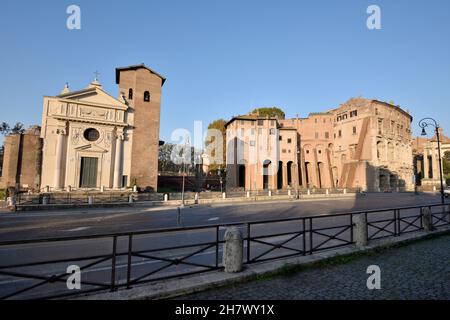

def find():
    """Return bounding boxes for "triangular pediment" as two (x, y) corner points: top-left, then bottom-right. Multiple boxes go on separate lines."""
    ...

(74, 143), (109, 153)
(58, 88), (127, 110)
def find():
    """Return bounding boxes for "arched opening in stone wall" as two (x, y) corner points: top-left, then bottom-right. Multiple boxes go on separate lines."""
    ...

(238, 164), (246, 188)
(263, 160), (271, 190)
(277, 161), (283, 190)
(287, 161), (293, 186)
(317, 162), (324, 188)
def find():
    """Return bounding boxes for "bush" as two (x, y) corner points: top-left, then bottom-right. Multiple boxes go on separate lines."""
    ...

(0, 190), (5, 200)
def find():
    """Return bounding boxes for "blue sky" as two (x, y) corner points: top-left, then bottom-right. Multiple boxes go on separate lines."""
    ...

(1, 0), (449, 145)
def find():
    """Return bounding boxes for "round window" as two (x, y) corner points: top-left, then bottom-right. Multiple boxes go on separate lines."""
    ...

(84, 128), (100, 142)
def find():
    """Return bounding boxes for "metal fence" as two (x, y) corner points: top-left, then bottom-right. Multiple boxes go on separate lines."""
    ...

(0, 203), (448, 300)
(14, 188), (362, 207)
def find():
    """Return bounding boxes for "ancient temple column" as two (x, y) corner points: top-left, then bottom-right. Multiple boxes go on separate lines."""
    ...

(431, 147), (437, 180)
(423, 150), (429, 179)
(113, 133), (124, 189)
(54, 129), (66, 190)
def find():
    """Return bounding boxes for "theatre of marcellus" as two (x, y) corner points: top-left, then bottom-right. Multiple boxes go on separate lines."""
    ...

(226, 98), (419, 192)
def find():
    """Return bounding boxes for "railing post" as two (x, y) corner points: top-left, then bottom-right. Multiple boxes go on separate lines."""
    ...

(126, 235), (133, 289)
(353, 213), (368, 247)
(223, 227), (243, 273)
(111, 236), (117, 291)
(88, 195), (94, 205)
(421, 207), (433, 232)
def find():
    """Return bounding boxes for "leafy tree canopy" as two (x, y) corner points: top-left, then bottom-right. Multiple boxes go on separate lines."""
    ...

(0, 122), (25, 136)
(251, 107), (285, 119)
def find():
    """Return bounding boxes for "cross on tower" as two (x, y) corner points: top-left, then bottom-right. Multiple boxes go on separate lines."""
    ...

(94, 71), (100, 81)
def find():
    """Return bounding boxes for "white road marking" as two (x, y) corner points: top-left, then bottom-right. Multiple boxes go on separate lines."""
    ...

(62, 227), (91, 232)
(208, 217), (219, 221)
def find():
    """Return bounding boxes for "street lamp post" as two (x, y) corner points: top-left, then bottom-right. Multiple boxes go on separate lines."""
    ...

(419, 118), (445, 204)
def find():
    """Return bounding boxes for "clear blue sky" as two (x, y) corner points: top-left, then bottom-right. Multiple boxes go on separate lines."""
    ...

(1, 0), (450, 145)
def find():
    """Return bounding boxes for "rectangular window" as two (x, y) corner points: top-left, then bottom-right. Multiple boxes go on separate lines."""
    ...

(258, 128), (262, 135)
(270, 120), (275, 126)
(325, 132), (329, 139)
(251, 128), (255, 135)
(287, 138), (292, 144)
(269, 128), (276, 135)
(353, 126), (357, 134)
(350, 110), (358, 117)
(258, 120), (264, 126)
(338, 130), (342, 138)
(282, 149), (286, 153)
(279, 135), (283, 141)
(315, 132), (319, 139)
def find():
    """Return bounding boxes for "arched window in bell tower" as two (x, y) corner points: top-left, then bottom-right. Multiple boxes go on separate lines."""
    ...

(128, 88), (133, 100)
(144, 91), (150, 102)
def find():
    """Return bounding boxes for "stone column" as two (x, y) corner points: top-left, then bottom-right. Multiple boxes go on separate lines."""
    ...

(431, 148), (437, 180)
(54, 128), (66, 190)
(223, 227), (243, 273)
(421, 207), (433, 231)
(353, 214), (368, 247)
(282, 164), (288, 188)
(423, 151), (429, 179)
(113, 133), (124, 189)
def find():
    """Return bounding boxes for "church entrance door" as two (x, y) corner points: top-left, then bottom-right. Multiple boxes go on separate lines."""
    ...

(80, 157), (98, 188)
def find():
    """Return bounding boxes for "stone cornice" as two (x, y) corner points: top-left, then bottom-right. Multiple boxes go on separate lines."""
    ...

(52, 115), (128, 127)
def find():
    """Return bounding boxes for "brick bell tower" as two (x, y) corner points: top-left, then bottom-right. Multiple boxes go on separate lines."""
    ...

(116, 64), (166, 191)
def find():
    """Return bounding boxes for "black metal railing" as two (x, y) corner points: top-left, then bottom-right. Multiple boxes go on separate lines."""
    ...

(0, 203), (448, 300)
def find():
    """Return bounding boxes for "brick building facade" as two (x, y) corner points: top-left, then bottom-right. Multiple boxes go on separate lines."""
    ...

(226, 98), (414, 192)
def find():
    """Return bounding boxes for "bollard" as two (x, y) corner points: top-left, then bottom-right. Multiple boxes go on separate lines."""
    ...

(101, 186), (105, 193)
(222, 192), (226, 199)
(288, 189), (292, 196)
(343, 188), (347, 194)
(353, 214), (368, 247)
(421, 207), (433, 232)
(268, 190), (272, 197)
(326, 189), (329, 196)
(6, 196), (16, 207)
(88, 196), (94, 205)
(246, 191), (250, 198)
(195, 192), (199, 204)
(223, 227), (243, 273)
(42, 196), (49, 205)
(164, 193), (169, 202)
(307, 189), (311, 196)
(133, 185), (138, 193)
(128, 194), (133, 203)
(45, 186), (50, 193)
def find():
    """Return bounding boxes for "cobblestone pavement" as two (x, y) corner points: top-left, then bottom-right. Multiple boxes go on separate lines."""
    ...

(181, 234), (450, 300)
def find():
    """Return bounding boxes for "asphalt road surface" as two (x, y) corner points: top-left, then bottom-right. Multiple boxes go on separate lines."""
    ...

(0, 193), (448, 299)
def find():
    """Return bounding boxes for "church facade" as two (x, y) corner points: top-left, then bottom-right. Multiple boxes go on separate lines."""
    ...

(40, 64), (165, 192)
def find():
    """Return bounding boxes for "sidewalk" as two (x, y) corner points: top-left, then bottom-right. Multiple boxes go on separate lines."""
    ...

(179, 234), (450, 300)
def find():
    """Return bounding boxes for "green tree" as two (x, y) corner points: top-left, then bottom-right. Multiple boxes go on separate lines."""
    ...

(251, 107), (285, 119)
(205, 119), (227, 173)
(0, 122), (25, 135)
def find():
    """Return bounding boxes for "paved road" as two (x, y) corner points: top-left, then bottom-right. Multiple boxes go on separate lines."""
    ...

(180, 234), (450, 300)
(0, 193), (448, 299)
(0, 193), (446, 241)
